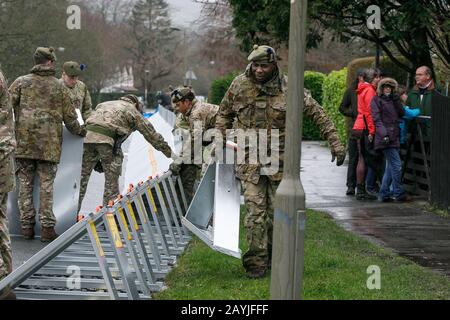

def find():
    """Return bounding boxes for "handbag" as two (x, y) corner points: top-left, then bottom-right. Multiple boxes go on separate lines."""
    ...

(363, 115), (379, 157)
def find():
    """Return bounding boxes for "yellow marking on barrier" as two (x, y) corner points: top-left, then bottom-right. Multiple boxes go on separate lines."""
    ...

(106, 214), (124, 248)
(148, 188), (158, 213)
(147, 145), (159, 178)
(118, 208), (133, 241)
(127, 202), (140, 231)
(156, 183), (165, 207)
(136, 198), (148, 224)
(89, 220), (105, 257)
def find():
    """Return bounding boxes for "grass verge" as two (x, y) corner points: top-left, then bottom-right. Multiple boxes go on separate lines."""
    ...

(153, 208), (450, 300)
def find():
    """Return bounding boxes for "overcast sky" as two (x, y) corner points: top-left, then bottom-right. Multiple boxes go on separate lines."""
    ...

(167, 0), (204, 28)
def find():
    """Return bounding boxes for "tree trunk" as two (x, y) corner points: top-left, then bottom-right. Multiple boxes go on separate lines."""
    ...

(411, 28), (435, 80)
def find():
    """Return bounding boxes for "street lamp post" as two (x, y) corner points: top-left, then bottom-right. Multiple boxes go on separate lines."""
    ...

(144, 70), (149, 108)
(375, 30), (381, 69)
(270, 0), (308, 300)
(169, 27), (189, 86)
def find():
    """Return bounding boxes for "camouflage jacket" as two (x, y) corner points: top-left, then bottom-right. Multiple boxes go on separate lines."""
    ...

(175, 111), (189, 131)
(176, 99), (219, 164)
(0, 70), (16, 193)
(60, 79), (92, 122)
(182, 99), (219, 132)
(9, 64), (85, 163)
(215, 64), (343, 183)
(84, 99), (173, 158)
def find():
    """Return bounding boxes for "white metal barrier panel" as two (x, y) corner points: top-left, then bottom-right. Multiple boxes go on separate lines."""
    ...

(0, 173), (190, 300)
(182, 162), (242, 259)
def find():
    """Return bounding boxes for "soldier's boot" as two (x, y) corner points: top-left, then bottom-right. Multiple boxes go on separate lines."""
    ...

(41, 227), (59, 243)
(246, 267), (268, 279)
(21, 228), (35, 240)
(0, 286), (17, 300)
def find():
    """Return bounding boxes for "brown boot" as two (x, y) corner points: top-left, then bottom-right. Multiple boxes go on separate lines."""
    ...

(41, 227), (59, 243)
(0, 286), (17, 300)
(21, 228), (35, 240)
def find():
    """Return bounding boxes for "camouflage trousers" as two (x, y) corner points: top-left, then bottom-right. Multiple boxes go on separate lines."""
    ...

(180, 164), (201, 205)
(0, 193), (12, 280)
(16, 159), (58, 229)
(79, 143), (123, 210)
(241, 176), (280, 272)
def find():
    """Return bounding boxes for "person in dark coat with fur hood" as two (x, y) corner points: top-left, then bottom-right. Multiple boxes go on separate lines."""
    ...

(371, 78), (408, 202)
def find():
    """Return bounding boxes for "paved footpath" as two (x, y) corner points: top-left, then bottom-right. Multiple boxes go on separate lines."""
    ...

(302, 141), (450, 276)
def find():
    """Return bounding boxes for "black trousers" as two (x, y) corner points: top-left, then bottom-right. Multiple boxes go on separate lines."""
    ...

(346, 137), (358, 188)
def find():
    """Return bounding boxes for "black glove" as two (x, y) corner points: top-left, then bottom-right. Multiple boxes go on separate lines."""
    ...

(94, 160), (104, 173)
(79, 124), (87, 138)
(170, 162), (181, 176)
(331, 147), (346, 167)
(382, 136), (390, 145)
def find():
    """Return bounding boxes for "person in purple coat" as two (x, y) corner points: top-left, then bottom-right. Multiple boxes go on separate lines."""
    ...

(371, 78), (408, 202)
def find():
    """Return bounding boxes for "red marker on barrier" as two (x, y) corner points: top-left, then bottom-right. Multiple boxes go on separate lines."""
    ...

(95, 206), (103, 213)
(127, 184), (135, 194)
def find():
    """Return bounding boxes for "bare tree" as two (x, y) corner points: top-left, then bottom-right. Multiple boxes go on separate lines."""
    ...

(193, 0), (246, 76)
(129, 0), (182, 92)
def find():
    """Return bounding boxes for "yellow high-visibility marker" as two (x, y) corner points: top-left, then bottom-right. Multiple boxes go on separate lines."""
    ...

(118, 208), (133, 241)
(106, 213), (124, 249)
(147, 189), (158, 213)
(148, 146), (159, 178)
(136, 198), (148, 224)
(156, 183), (165, 207)
(89, 220), (105, 257)
(126, 201), (140, 231)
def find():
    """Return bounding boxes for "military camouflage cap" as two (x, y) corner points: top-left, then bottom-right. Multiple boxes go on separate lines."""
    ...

(34, 47), (57, 62)
(248, 45), (277, 63)
(120, 94), (144, 113)
(63, 61), (85, 77)
(171, 86), (195, 103)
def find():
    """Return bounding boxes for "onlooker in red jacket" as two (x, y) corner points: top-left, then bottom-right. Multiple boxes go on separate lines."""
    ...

(351, 68), (381, 200)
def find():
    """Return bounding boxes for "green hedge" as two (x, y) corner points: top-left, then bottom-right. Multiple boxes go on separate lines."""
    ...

(209, 71), (240, 105)
(347, 56), (409, 88)
(322, 68), (348, 145)
(303, 71), (326, 140)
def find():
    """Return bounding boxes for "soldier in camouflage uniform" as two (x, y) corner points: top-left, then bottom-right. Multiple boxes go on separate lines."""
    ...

(169, 87), (219, 204)
(60, 61), (92, 122)
(78, 95), (174, 210)
(215, 45), (346, 278)
(9, 47), (86, 242)
(0, 69), (16, 300)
